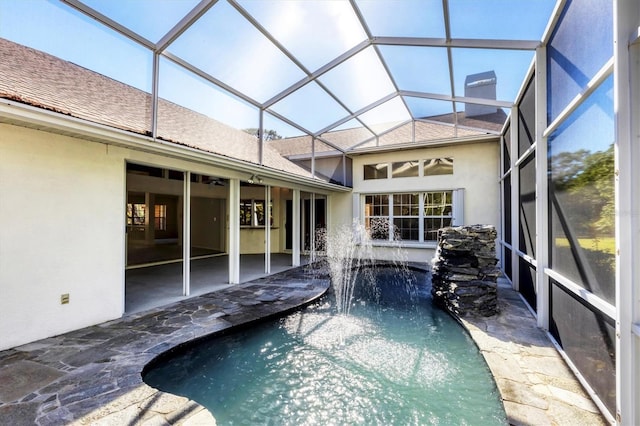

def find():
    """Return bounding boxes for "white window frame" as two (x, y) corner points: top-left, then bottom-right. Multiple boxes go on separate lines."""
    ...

(361, 189), (464, 246)
(240, 199), (269, 228)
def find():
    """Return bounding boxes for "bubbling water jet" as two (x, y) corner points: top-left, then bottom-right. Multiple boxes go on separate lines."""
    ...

(321, 220), (418, 316)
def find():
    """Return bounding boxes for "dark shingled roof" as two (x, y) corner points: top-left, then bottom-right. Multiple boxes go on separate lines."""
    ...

(269, 117), (497, 158)
(0, 37), (311, 178)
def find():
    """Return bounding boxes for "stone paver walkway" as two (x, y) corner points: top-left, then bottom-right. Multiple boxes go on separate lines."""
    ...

(0, 266), (330, 425)
(460, 280), (609, 426)
(0, 265), (608, 425)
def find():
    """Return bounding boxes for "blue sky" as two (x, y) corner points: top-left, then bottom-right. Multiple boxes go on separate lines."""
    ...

(0, 0), (556, 138)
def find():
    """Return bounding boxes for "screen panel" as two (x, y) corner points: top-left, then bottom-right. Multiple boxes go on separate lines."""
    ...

(518, 257), (536, 311)
(518, 153), (536, 257)
(547, 0), (613, 122)
(548, 76), (615, 305)
(549, 280), (616, 413)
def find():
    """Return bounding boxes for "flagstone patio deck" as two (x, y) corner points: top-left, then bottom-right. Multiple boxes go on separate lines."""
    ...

(0, 264), (607, 425)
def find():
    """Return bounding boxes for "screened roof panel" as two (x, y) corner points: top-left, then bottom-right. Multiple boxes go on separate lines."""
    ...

(449, 0), (556, 40)
(314, 139), (341, 154)
(333, 119), (367, 132)
(0, 0), (556, 163)
(237, 0), (366, 72)
(404, 97), (455, 119)
(269, 82), (351, 134)
(451, 48), (534, 102)
(159, 56), (258, 132)
(0, 1), (153, 92)
(320, 122), (375, 150)
(318, 46), (396, 113)
(264, 110), (306, 138)
(78, 0), (200, 43)
(166, 1), (306, 103)
(355, 0), (445, 38)
(378, 46), (451, 95)
(454, 101), (507, 133)
(357, 97), (411, 134)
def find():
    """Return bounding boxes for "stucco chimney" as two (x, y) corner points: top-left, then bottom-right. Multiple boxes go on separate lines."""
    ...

(464, 71), (497, 117)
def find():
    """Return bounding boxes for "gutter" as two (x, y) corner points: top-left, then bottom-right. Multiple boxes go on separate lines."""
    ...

(0, 98), (351, 194)
(346, 134), (500, 156)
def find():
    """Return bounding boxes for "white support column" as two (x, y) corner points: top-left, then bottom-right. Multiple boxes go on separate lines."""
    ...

(510, 106), (520, 292)
(122, 162), (128, 314)
(411, 120), (416, 143)
(310, 193), (316, 262)
(342, 154), (347, 185)
(264, 185), (271, 274)
(258, 110), (264, 166)
(452, 189), (465, 226)
(292, 189), (301, 267)
(388, 194), (394, 242)
(144, 192), (152, 244)
(535, 46), (550, 330)
(182, 171), (191, 296)
(418, 191), (425, 243)
(151, 53), (159, 138)
(352, 192), (360, 224)
(228, 178), (240, 284)
(498, 134), (506, 272)
(614, 1), (640, 424)
(326, 194), (332, 237)
(311, 138), (316, 179)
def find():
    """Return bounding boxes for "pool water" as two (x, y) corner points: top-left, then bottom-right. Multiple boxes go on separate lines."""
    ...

(144, 269), (507, 425)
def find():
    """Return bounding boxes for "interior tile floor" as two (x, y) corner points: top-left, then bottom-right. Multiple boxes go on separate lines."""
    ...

(125, 253), (310, 313)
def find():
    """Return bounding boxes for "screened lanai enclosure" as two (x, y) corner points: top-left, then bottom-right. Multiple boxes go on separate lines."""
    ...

(1, 0), (555, 161)
(1, 0), (639, 424)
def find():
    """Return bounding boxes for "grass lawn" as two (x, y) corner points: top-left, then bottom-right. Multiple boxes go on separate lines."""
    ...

(555, 237), (615, 255)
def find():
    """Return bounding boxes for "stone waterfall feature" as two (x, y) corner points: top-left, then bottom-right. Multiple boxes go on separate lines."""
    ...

(431, 225), (500, 317)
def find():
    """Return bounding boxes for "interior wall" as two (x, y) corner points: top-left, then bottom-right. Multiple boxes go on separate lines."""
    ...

(239, 185), (282, 254)
(0, 124), (125, 350)
(191, 197), (225, 251)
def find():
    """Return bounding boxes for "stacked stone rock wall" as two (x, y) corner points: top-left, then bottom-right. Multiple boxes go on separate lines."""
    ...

(431, 225), (500, 316)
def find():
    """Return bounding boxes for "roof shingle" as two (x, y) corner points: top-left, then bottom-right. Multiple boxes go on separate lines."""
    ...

(0, 38), (311, 178)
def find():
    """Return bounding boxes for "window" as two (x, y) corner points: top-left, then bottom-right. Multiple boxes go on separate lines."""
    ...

(393, 193), (419, 240)
(363, 163), (388, 180)
(254, 200), (266, 226)
(240, 200), (253, 226)
(154, 204), (167, 231)
(423, 157), (453, 176)
(127, 203), (145, 226)
(423, 191), (453, 241)
(240, 199), (272, 227)
(364, 194), (389, 239)
(364, 190), (457, 242)
(391, 161), (419, 178)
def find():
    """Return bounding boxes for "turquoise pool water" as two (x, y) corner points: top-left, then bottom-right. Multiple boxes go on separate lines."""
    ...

(144, 269), (506, 425)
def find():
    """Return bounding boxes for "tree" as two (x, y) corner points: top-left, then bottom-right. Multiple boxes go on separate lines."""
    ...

(243, 128), (282, 141)
(550, 144), (614, 236)
(549, 149), (590, 190)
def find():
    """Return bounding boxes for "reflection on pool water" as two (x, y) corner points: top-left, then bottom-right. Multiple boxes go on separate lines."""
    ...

(143, 268), (507, 425)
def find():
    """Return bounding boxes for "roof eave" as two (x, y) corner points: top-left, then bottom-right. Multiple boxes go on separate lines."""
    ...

(0, 98), (351, 193)
(345, 134), (500, 156)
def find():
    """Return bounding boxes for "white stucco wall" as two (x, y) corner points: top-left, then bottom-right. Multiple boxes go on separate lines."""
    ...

(346, 141), (500, 263)
(0, 124), (125, 350)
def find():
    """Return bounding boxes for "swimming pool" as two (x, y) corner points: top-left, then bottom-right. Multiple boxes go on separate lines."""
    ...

(144, 267), (506, 425)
